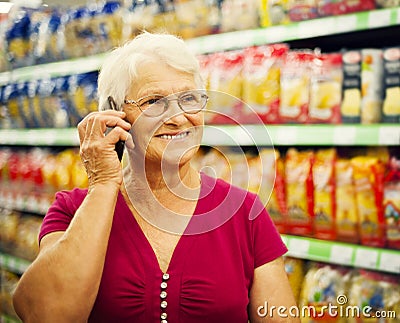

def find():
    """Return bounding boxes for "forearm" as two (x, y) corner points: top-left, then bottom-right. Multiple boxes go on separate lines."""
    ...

(13, 183), (120, 322)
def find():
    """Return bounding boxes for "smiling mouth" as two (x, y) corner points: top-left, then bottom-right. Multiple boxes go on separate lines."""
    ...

(157, 131), (190, 140)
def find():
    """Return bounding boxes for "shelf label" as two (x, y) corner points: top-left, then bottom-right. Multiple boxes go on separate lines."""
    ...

(333, 126), (356, 145)
(330, 245), (354, 266)
(335, 15), (357, 33)
(379, 252), (400, 274)
(288, 238), (310, 258)
(378, 126), (400, 145)
(275, 127), (298, 145)
(354, 248), (378, 270)
(369, 9), (391, 28)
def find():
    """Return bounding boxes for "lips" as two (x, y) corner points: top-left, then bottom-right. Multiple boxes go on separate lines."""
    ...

(155, 131), (190, 140)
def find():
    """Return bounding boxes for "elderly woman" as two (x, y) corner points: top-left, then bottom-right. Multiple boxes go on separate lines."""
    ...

(13, 32), (299, 323)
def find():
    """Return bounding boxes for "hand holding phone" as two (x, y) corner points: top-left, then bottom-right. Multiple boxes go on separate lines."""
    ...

(106, 96), (126, 161)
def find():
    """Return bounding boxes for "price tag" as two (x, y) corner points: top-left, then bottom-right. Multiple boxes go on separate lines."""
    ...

(369, 9), (391, 28)
(355, 248), (378, 270)
(333, 126), (356, 145)
(275, 127), (298, 145)
(335, 15), (357, 34)
(379, 252), (400, 274)
(378, 126), (400, 145)
(330, 245), (354, 266)
(288, 238), (310, 258)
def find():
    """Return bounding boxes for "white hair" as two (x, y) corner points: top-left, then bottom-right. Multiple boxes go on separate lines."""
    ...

(97, 32), (204, 111)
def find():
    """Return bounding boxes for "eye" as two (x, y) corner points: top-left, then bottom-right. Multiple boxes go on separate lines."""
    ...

(139, 96), (163, 108)
(180, 93), (199, 105)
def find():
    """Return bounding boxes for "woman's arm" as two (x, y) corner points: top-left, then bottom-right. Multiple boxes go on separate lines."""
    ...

(249, 256), (301, 323)
(13, 111), (131, 323)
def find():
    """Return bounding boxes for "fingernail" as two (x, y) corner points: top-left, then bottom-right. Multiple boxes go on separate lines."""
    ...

(125, 134), (135, 149)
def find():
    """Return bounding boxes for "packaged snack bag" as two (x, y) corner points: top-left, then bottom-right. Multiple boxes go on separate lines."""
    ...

(284, 257), (306, 304)
(348, 270), (400, 323)
(287, 0), (318, 22)
(280, 50), (314, 124)
(375, 0), (400, 8)
(316, 0), (347, 17)
(259, 149), (288, 233)
(5, 10), (33, 68)
(341, 49), (362, 123)
(384, 157), (400, 249)
(285, 148), (314, 236)
(381, 47), (400, 123)
(16, 81), (34, 128)
(309, 53), (342, 124)
(207, 50), (244, 124)
(220, 0), (259, 32)
(335, 159), (359, 243)
(2, 83), (25, 128)
(38, 77), (57, 127)
(260, 0), (290, 27)
(299, 264), (349, 322)
(351, 156), (385, 247)
(343, 0), (375, 14)
(313, 149), (337, 240)
(361, 49), (383, 124)
(242, 44), (289, 124)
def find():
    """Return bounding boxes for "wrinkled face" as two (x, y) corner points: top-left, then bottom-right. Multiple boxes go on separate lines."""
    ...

(123, 61), (204, 167)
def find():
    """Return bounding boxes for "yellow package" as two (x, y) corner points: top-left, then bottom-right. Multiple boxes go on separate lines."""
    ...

(285, 148), (314, 235)
(313, 149), (336, 240)
(335, 159), (359, 243)
(259, 0), (290, 27)
(284, 257), (306, 304)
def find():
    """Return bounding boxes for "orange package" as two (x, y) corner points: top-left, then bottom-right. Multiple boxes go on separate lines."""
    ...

(285, 148), (314, 236)
(384, 157), (400, 249)
(335, 159), (359, 244)
(313, 149), (337, 241)
(259, 149), (288, 233)
(351, 156), (386, 247)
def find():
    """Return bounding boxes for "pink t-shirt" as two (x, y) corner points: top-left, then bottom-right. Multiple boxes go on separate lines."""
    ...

(39, 173), (287, 322)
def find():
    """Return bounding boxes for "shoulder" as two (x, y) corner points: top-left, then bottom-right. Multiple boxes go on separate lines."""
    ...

(50, 188), (89, 214)
(199, 172), (264, 221)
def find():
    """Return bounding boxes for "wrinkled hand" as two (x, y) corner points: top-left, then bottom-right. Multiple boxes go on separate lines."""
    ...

(77, 110), (132, 189)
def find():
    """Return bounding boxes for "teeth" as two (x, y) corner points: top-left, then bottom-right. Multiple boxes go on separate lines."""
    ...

(159, 132), (189, 140)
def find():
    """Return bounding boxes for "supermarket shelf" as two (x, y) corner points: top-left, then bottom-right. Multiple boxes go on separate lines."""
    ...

(0, 8), (398, 85)
(203, 124), (400, 146)
(0, 52), (107, 85)
(0, 128), (79, 146)
(0, 252), (30, 275)
(2, 237), (399, 275)
(0, 191), (51, 215)
(186, 7), (400, 54)
(0, 124), (399, 146)
(282, 235), (400, 274)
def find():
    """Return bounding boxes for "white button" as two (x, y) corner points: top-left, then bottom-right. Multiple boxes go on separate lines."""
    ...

(161, 313), (167, 319)
(162, 273), (170, 280)
(160, 291), (167, 299)
(161, 320), (168, 323)
(161, 300), (168, 309)
(161, 282), (168, 289)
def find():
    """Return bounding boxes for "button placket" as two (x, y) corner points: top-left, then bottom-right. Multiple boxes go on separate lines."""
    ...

(160, 273), (170, 322)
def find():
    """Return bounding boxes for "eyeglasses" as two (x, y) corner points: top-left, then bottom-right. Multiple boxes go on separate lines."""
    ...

(124, 90), (208, 117)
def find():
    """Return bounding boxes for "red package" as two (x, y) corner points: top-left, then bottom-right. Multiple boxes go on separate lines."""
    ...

(384, 157), (400, 249)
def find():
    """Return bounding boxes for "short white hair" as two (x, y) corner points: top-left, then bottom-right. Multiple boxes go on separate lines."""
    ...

(97, 32), (204, 111)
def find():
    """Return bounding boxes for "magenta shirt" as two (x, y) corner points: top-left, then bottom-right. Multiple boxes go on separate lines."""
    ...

(39, 173), (287, 322)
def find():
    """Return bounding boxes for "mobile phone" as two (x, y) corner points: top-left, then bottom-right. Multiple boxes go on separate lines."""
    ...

(106, 96), (125, 161)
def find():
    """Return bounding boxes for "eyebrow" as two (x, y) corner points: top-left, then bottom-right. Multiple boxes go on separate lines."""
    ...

(138, 86), (195, 98)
